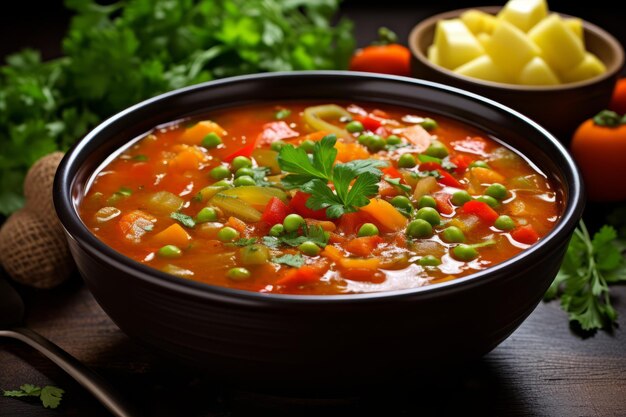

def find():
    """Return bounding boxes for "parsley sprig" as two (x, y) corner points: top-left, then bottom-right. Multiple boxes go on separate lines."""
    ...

(277, 135), (387, 218)
(546, 221), (626, 331)
(3, 384), (64, 409)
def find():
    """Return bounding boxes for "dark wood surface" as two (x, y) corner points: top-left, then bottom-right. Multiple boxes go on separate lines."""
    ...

(2, 2), (626, 416)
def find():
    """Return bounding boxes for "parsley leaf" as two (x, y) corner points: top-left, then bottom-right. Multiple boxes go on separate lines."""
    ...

(278, 224), (329, 248)
(384, 176), (411, 195)
(546, 221), (625, 332)
(250, 167), (272, 187)
(170, 212), (196, 228)
(3, 384), (64, 409)
(272, 253), (306, 268)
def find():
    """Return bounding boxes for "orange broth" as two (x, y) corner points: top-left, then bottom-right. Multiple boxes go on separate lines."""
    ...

(79, 102), (562, 295)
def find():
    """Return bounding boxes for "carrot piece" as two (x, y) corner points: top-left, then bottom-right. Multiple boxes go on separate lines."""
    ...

(179, 120), (226, 145)
(169, 149), (203, 171)
(118, 210), (156, 243)
(511, 225), (539, 244)
(328, 232), (348, 245)
(227, 216), (247, 233)
(359, 198), (408, 232)
(341, 268), (385, 283)
(301, 131), (329, 142)
(344, 236), (384, 257)
(306, 219), (337, 232)
(321, 245), (344, 263)
(470, 167), (505, 184)
(338, 257), (380, 270)
(335, 141), (371, 162)
(276, 263), (329, 287)
(461, 200), (498, 224)
(153, 223), (191, 247)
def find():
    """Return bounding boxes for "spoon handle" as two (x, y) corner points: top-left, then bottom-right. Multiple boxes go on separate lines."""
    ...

(0, 327), (138, 417)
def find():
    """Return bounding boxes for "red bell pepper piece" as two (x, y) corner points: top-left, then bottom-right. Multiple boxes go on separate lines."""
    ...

(261, 197), (292, 226)
(381, 165), (403, 179)
(357, 114), (383, 131)
(289, 191), (328, 220)
(436, 169), (462, 188)
(450, 154), (473, 174)
(461, 200), (498, 224)
(224, 138), (257, 162)
(418, 161), (442, 171)
(511, 225), (539, 244)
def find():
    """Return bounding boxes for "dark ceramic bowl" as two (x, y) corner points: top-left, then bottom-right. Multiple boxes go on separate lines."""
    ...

(54, 71), (584, 392)
(409, 7), (625, 142)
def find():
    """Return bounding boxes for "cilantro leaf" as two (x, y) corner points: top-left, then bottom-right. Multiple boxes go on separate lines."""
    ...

(170, 212), (196, 228)
(40, 386), (65, 409)
(272, 253), (306, 268)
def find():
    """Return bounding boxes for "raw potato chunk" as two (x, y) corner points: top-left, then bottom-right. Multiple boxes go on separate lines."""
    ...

(528, 13), (585, 74)
(484, 20), (540, 77)
(497, 0), (548, 32)
(434, 19), (485, 70)
(561, 52), (607, 83)
(461, 9), (497, 35)
(455, 55), (512, 84)
(427, 45), (439, 65)
(518, 57), (560, 85)
(564, 18), (584, 41)
(476, 32), (491, 47)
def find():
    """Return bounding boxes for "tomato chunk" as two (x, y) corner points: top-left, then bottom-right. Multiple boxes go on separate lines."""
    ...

(289, 191), (328, 220)
(261, 197), (292, 226)
(511, 225), (539, 244)
(461, 200), (498, 224)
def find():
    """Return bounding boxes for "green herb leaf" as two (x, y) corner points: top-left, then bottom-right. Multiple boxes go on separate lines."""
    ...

(231, 238), (257, 247)
(272, 253), (305, 268)
(40, 386), (65, 409)
(275, 109), (291, 120)
(250, 167), (272, 187)
(278, 224), (328, 248)
(384, 176), (411, 195)
(170, 212), (196, 228)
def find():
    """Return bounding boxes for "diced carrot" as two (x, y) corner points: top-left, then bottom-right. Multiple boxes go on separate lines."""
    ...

(227, 216), (247, 233)
(276, 262), (329, 287)
(341, 268), (385, 283)
(301, 131), (329, 142)
(118, 210), (156, 243)
(335, 141), (371, 162)
(328, 232), (348, 245)
(470, 167), (505, 184)
(169, 146), (205, 172)
(461, 200), (498, 224)
(344, 236), (384, 257)
(153, 223), (191, 247)
(306, 219), (337, 232)
(336, 211), (377, 235)
(398, 124), (431, 152)
(433, 193), (454, 215)
(338, 257), (380, 270)
(179, 120), (226, 145)
(360, 198), (408, 232)
(511, 225), (539, 244)
(321, 245), (344, 263)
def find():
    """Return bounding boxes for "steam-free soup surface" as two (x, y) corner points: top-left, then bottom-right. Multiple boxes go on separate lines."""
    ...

(80, 102), (561, 295)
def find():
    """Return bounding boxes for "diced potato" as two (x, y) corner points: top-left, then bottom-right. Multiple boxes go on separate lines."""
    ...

(528, 13), (585, 74)
(219, 186), (287, 211)
(434, 18), (485, 70)
(146, 191), (184, 215)
(460, 9), (497, 35)
(476, 32), (491, 47)
(484, 20), (540, 77)
(497, 0), (548, 32)
(427, 45), (439, 65)
(454, 55), (512, 84)
(561, 52), (606, 83)
(564, 18), (584, 41)
(518, 57), (560, 85)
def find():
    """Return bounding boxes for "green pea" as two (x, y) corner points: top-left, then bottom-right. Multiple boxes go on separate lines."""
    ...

(201, 132), (222, 149)
(390, 195), (413, 212)
(424, 141), (449, 158)
(366, 135), (386, 152)
(469, 160), (490, 169)
(420, 118), (438, 131)
(398, 153), (417, 168)
(485, 183), (508, 200)
(406, 219), (433, 238)
(357, 133), (374, 146)
(231, 156), (252, 170)
(196, 207), (218, 223)
(157, 245), (182, 258)
(418, 195), (437, 209)
(346, 120), (364, 133)
(476, 195), (499, 208)
(217, 226), (240, 242)
(419, 255), (441, 267)
(235, 167), (255, 178)
(270, 141), (287, 152)
(494, 215), (515, 231)
(234, 175), (256, 187)
(357, 223), (379, 237)
(452, 244), (479, 262)
(415, 207), (441, 226)
(210, 165), (231, 180)
(240, 244), (270, 265)
(299, 241), (321, 256)
(442, 226), (466, 243)
(283, 214), (305, 233)
(269, 224), (285, 236)
(386, 135), (402, 146)
(299, 139), (315, 153)
(451, 190), (472, 206)
(227, 267), (251, 281)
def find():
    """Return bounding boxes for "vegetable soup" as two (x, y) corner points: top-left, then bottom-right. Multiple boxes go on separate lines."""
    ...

(79, 102), (562, 295)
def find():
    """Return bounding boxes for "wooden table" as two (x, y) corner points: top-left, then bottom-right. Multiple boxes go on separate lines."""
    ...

(2, 2), (626, 416)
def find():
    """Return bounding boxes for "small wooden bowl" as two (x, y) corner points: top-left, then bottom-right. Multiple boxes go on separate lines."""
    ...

(409, 7), (625, 142)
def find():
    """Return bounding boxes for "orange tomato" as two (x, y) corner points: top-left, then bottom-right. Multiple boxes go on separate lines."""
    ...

(570, 112), (626, 202)
(349, 43), (411, 76)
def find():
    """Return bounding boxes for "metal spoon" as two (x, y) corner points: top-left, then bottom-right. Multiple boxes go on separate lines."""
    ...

(0, 275), (138, 417)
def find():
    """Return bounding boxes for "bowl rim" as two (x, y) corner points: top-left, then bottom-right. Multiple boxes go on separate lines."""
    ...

(54, 70), (585, 304)
(408, 6), (625, 91)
